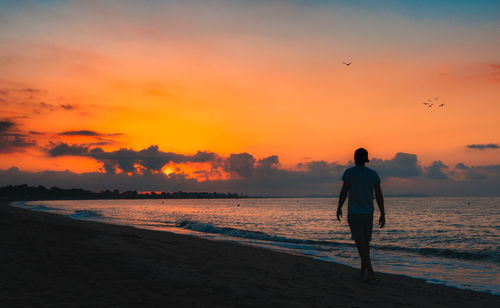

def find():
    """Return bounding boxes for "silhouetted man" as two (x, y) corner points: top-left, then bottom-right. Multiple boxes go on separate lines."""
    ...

(337, 148), (385, 281)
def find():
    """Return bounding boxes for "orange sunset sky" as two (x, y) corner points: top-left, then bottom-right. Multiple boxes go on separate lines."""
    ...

(1, 1), (499, 195)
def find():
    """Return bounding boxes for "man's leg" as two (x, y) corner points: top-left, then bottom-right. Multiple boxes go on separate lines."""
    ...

(364, 239), (375, 281)
(354, 240), (366, 279)
(354, 238), (374, 281)
(349, 214), (375, 280)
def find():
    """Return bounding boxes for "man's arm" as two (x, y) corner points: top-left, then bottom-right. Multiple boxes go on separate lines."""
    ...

(374, 183), (385, 228)
(337, 182), (349, 222)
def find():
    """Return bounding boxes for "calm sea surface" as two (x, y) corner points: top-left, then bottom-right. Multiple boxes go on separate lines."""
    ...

(15, 197), (500, 295)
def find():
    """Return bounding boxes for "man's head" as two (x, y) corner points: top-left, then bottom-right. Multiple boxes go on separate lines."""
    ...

(354, 148), (369, 166)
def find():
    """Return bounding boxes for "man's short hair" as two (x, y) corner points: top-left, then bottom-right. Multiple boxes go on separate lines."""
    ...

(354, 148), (369, 163)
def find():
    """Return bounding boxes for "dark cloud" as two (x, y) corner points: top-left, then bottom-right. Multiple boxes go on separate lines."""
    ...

(44, 143), (429, 191)
(0, 119), (36, 153)
(58, 130), (124, 137)
(58, 130), (102, 136)
(299, 161), (345, 185)
(138, 146), (182, 171)
(298, 161), (339, 180)
(191, 151), (217, 163)
(46, 143), (217, 174)
(467, 143), (499, 150)
(3, 160), (500, 196)
(86, 141), (115, 146)
(254, 155), (280, 176)
(455, 162), (469, 170)
(474, 164), (500, 178)
(47, 143), (89, 157)
(425, 161), (449, 180)
(29, 131), (45, 135)
(135, 146), (216, 172)
(451, 162), (500, 180)
(91, 147), (138, 173)
(0, 135), (36, 153)
(224, 153), (255, 177)
(369, 152), (422, 178)
(4, 142), (500, 195)
(0, 120), (15, 133)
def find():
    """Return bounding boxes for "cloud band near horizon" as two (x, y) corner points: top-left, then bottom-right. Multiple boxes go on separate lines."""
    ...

(0, 142), (495, 196)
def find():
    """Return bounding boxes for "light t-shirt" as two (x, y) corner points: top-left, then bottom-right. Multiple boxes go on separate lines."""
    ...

(341, 166), (381, 215)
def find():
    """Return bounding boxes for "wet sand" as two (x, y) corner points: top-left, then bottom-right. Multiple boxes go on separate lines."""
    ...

(0, 201), (498, 307)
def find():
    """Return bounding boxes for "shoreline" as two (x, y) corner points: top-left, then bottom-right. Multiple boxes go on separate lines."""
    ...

(1, 201), (498, 307)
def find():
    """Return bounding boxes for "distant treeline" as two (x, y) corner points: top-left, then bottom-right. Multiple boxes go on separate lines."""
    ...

(0, 184), (245, 201)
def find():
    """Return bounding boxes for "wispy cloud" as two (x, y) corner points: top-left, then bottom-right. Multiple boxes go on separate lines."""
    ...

(467, 143), (499, 150)
(60, 104), (76, 110)
(29, 131), (45, 135)
(21, 88), (47, 94)
(0, 119), (36, 153)
(58, 130), (105, 136)
(0, 84), (81, 120)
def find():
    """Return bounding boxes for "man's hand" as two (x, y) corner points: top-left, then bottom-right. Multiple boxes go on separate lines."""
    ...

(379, 214), (385, 228)
(337, 182), (349, 223)
(374, 183), (385, 229)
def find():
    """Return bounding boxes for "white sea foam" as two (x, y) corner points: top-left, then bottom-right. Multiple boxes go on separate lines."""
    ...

(68, 210), (102, 219)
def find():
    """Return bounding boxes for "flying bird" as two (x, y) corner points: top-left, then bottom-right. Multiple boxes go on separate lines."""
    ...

(342, 61), (352, 66)
(422, 96), (444, 108)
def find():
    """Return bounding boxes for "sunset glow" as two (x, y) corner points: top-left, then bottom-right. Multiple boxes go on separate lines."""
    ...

(1, 1), (499, 195)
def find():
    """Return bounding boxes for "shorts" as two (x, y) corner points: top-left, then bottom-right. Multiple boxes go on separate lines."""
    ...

(348, 214), (373, 242)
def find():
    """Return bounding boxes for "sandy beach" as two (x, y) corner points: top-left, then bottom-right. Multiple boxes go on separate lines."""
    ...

(0, 201), (497, 307)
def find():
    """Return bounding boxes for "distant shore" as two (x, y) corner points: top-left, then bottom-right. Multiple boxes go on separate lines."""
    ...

(0, 184), (433, 201)
(1, 201), (497, 307)
(0, 184), (246, 201)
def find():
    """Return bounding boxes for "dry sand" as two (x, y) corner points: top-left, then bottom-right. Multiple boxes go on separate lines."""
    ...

(0, 201), (498, 307)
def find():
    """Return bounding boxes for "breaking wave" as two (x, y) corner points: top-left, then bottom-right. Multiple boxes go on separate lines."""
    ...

(176, 220), (499, 263)
(374, 244), (499, 263)
(68, 210), (102, 219)
(176, 220), (346, 249)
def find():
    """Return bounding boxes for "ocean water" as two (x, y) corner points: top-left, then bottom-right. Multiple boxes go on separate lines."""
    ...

(14, 197), (500, 295)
